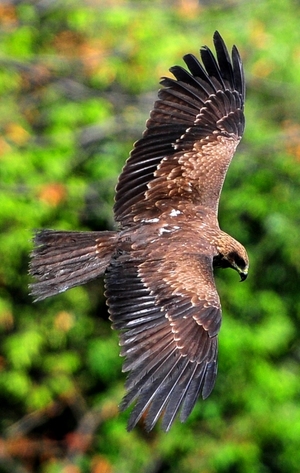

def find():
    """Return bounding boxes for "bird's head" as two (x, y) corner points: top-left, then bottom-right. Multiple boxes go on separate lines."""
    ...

(214, 235), (249, 281)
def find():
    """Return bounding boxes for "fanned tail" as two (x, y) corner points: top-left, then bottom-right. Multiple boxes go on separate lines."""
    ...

(29, 230), (118, 301)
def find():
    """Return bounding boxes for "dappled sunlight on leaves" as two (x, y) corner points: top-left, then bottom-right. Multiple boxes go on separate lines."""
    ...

(1, 1), (300, 472)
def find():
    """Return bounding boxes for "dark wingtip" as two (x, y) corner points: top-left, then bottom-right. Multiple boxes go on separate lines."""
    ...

(213, 30), (222, 42)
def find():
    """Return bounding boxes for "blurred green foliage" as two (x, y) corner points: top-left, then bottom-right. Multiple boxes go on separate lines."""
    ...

(1, 0), (300, 472)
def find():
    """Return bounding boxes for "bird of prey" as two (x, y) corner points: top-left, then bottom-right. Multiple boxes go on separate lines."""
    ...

(30, 31), (249, 432)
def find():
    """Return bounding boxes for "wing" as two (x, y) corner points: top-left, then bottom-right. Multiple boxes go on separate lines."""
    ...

(105, 240), (221, 431)
(114, 31), (245, 224)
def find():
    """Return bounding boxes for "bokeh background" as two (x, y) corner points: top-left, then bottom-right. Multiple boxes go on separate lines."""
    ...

(1, 0), (300, 472)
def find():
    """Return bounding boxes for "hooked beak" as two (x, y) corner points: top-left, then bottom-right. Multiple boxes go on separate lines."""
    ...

(239, 270), (248, 282)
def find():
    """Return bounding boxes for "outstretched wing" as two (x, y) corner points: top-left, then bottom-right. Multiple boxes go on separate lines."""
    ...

(105, 237), (221, 431)
(114, 31), (245, 224)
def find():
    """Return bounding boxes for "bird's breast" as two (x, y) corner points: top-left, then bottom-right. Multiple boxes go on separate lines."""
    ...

(120, 207), (219, 256)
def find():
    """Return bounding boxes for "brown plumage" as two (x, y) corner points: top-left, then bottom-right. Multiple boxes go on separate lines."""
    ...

(29, 32), (249, 432)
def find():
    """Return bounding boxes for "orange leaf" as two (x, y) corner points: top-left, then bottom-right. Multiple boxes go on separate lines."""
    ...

(5, 123), (30, 145)
(91, 455), (114, 473)
(0, 5), (18, 27)
(38, 183), (67, 206)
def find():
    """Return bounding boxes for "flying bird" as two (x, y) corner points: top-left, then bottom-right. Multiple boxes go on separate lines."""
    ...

(30, 31), (249, 432)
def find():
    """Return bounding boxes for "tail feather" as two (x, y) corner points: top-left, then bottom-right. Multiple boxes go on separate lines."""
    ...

(29, 230), (118, 301)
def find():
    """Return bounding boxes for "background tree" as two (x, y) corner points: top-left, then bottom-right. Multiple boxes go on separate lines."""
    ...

(1, 1), (300, 472)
